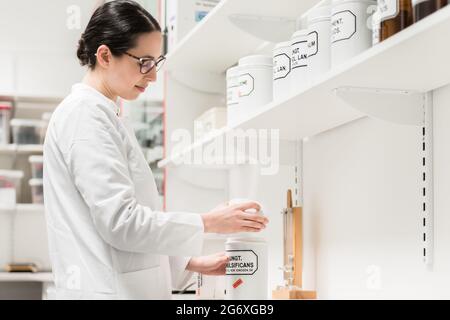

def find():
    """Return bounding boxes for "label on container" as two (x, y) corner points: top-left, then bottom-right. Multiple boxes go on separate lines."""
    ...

(307, 31), (319, 57)
(273, 53), (291, 81)
(238, 73), (255, 97)
(331, 10), (357, 43)
(291, 40), (308, 69)
(226, 250), (258, 275)
(378, 0), (400, 22)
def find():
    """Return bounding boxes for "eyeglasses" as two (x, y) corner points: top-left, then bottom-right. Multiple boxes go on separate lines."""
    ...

(125, 52), (166, 74)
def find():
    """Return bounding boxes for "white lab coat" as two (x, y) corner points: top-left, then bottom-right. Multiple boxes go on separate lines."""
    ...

(43, 83), (204, 299)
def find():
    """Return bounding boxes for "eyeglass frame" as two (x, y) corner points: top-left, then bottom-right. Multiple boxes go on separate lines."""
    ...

(124, 52), (166, 74)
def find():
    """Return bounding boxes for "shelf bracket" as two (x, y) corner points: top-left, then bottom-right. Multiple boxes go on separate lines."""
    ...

(334, 87), (424, 126)
(228, 14), (296, 43)
(335, 87), (434, 266)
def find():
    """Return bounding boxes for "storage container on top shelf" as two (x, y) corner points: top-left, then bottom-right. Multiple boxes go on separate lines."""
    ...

(0, 102), (12, 145)
(0, 170), (24, 204)
(330, 0), (377, 67)
(10, 119), (46, 145)
(307, 4), (332, 82)
(29, 178), (44, 204)
(29, 155), (44, 179)
(290, 29), (310, 94)
(273, 41), (292, 102)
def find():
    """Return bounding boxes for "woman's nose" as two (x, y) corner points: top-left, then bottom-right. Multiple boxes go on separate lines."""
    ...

(144, 68), (157, 82)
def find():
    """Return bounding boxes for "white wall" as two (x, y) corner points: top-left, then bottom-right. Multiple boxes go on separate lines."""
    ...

(302, 83), (450, 299)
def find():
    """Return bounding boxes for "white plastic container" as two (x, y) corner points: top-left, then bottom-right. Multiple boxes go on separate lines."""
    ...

(29, 178), (44, 204)
(372, 6), (381, 45)
(226, 66), (241, 108)
(29, 155), (44, 179)
(290, 29), (309, 94)
(194, 107), (227, 141)
(273, 41), (292, 101)
(225, 237), (268, 300)
(10, 119), (45, 145)
(0, 170), (24, 203)
(238, 55), (273, 111)
(331, 0), (377, 67)
(307, 5), (332, 82)
(0, 103), (12, 145)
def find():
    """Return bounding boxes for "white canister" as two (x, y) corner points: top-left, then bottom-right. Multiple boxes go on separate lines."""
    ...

(225, 237), (268, 300)
(238, 55), (273, 111)
(331, 0), (377, 67)
(307, 5), (332, 82)
(273, 41), (292, 101)
(290, 29), (309, 94)
(226, 66), (240, 108)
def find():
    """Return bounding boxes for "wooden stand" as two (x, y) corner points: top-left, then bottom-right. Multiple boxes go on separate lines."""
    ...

(272, 190), (317, 300)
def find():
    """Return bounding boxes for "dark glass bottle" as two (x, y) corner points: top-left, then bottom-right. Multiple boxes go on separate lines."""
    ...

(436, 0), (448, 9)
(379, 0), (413, 42)
(413, 0), (437, 22)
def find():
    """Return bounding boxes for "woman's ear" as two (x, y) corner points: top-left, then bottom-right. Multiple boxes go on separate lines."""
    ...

(95, 44), (112, 68)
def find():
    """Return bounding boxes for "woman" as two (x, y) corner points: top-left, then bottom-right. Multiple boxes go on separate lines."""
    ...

(43, 0), (268, 300)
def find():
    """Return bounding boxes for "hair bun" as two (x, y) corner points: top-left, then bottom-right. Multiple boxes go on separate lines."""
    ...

(77, 36), (90, 66)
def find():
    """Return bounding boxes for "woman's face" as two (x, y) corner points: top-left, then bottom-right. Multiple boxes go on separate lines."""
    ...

(107, 31), (163, 100)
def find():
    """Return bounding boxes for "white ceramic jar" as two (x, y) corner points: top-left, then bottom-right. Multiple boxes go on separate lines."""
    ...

(331, 0), (377, 67)
(238, 55), (273, 111)
(290, 29), (309, 94)
(307, 5), (332, 82)
(273, 41), (292, 101)
(225, 237), (268, 300)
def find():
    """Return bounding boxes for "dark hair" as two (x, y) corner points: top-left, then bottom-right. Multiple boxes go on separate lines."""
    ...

(77, 0), (161, 68)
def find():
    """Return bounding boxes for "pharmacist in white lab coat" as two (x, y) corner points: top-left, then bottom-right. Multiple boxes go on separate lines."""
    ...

(43, 1), (268, 300)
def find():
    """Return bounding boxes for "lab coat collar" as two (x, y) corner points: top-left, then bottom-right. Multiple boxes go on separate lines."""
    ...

(72, 83), (121, 116)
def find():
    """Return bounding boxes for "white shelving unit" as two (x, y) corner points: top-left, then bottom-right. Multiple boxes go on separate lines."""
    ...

(0, 144), (43, 155)
(160, 0), (449, 297)
(0, 272), (52, 283)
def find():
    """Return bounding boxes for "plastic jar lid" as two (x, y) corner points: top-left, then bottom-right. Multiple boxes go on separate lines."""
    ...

(291, 29), (309, 41)
(238, 55), (273, 68)
(0, 170), (24, 179)
(29, 178), (44, 187)
(411, 0), (429, 5)
(29, 155), (44, 164)
(0, 103), (12, 110)
(274, 41), (292, 51)
(308, 5), (331, 24)
(332, 0), (376, 5)
(10, 119), (46, 127)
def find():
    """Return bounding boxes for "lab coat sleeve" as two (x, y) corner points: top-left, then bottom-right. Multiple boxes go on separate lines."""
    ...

(65, 107), (204, 256)
(169, 256), (195, 290)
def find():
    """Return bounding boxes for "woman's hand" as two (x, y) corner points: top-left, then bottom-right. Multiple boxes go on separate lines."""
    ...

(201, 201), (269, 234)
(186, 252), (230, 276)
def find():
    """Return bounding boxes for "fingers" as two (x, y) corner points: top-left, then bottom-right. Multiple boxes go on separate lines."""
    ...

(235, 201), (261, 212)
(239, 212), (269, 225)
(240, 219), (266, 230)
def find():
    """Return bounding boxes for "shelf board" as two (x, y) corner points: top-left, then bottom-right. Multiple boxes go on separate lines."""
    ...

(0, 272), (53, 283)
(0, 144), (43, 155)
(159, 6), (450, 168)
(165, 0), (320, 74)
(0, 93), (63, 104)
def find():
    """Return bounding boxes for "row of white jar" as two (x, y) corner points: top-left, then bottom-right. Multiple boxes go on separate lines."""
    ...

(226, 0), (377, 120)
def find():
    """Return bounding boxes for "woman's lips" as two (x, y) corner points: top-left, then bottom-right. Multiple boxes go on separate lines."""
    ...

(135, 85), (146, 93)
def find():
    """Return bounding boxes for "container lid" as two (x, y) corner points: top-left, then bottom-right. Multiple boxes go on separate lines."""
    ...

(226, 65), (241, 78)
(238, 55), (273, 67)
(0, 103), (12, 110)
(332, 0), (376, 4)
(29, 155), (44, 164)
(411, 0), (428, 5)
(291, 29), (308, 40)
(29, 178), (43, 186)
(10, 118), (46, 127)
(274, 41), (292, 52)
(307, 5), (331, 24)
(0, 170), (24, 179)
